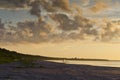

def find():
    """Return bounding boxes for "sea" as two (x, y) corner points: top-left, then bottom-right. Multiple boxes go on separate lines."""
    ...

(48, 60), (120, 68)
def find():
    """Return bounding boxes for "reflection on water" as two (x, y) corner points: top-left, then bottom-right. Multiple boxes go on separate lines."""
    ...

(47, 60), (120, 67)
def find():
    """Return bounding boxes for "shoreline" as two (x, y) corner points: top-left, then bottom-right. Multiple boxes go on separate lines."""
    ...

(46, 60), (120, 68)
(0, 61), (120, 80)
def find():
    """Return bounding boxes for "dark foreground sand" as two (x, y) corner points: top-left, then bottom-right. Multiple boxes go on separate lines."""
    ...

(0, 61), (120, 80)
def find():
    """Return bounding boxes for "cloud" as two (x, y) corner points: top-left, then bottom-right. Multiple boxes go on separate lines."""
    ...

(71, 4), (83, 15)
(29, 0), (41, 17)
(29, 0), (71, 17)
(90, 2), (109, 13)
(52, 0), (70, 11)
(1, 0), (120, 44)
(0, 0), (30, 9)
(1, 14), (120, 43)
(0, 19), (5, 42)
(0, 0), (70, 15)
(0, 19), (4, 29)
(50, 14), (79, 31)
(16, 18), (54, 43)
(0, 13), (95, 43)
(101, 22), (120, 41)
(82, 0), (90, 6)
(0, 18), (53, 43)
(94, 19), (120, 41)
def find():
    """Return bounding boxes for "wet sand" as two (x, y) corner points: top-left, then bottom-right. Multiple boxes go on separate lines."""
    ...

(0, 61), (120, 80)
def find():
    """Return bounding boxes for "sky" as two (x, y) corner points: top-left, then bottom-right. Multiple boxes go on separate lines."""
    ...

(0, 0), (120, 60)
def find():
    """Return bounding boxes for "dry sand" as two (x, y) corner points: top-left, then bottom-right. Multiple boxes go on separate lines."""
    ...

(0, 61), (120, 80)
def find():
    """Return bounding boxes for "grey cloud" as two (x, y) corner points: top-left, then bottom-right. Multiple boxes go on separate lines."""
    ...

(50, 13), (96, 36)
(29, 0), (71, 17)
(0, 19), (5, 42)
(0, 19), (4, 29)
(16, 18), (53, 43)
(1, 14), (120, 43)
(0, 0), (30, 9)
(49, 13), (99, 41)
(1, 0), (120, 44)
(50, 14), (80, 31)
(29, 0), (41, 17)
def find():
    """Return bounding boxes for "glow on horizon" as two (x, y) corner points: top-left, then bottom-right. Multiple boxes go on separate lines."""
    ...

(1, 41), (120, 60)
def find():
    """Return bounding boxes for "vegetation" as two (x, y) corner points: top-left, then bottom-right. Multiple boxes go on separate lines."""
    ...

(0, 48), (109, 64)
(0, 48), (65, 64)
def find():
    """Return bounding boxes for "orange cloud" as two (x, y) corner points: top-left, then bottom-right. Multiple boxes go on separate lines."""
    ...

(90, 2), (108, 13)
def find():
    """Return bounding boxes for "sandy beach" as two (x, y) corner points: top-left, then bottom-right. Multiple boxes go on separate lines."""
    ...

(0, 61), (120, 80)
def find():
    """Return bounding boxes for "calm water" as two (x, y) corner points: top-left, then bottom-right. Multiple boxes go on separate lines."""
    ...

(48, 60), (120, 68)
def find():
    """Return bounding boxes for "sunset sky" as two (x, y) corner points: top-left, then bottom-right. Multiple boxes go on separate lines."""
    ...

(0, 0), (120, 60)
